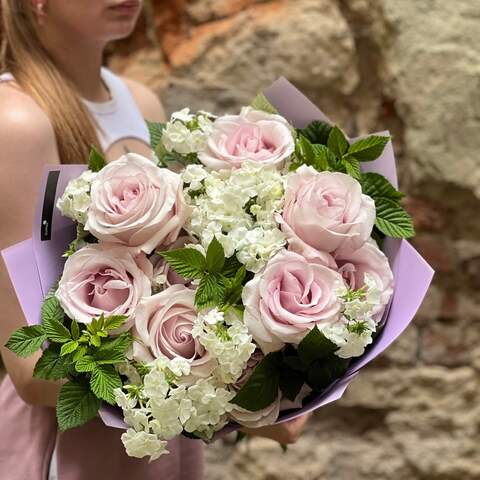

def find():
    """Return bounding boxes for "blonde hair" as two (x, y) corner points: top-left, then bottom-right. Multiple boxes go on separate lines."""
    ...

(0, 0), (102, 164)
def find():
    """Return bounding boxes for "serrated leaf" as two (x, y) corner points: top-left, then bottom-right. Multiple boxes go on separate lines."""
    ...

(195, 273), (225, 310)
(71, 320), (80, 340)
(232, 352), (282, 411)
(75, 355), (97, 373)
(347, 135), (390, 162)
(206, 237), (225, 273)
(297, 326), (338, 366)
(250, 93), (278, 114)
(343, 156), (361, 179)
(88, 146), (107, 172)
(146, 121), (166, 151)
(94, 333), (132, 364)
(5, 325), (46, 358)
(33, 347), (70, 380)
(279, 365), (306, 402)
(56, 381), (101, 432)
(41, 296), (64, 324)
(311, 143), (336, 171)
(327, 126), (349, 158)
(90, 334), (101, 347)
(307, 356), (350, 392)
(90, 364), (122, 405)
(159, 247), (206, 280)
(43, 316), (71, 344)
(72, 346), (87, 363)
(298, 120), (332, 145)
(361, 172), (404, 201)
(375, 198), (415, 238)
(60, 340), (79, 356)
(103, 315), (129, 331)
(222, 255), (243, 278)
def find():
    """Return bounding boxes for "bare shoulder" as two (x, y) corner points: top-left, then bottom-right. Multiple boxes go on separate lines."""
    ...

(121, 76), (166, 123)
(0, 82), (57, 161)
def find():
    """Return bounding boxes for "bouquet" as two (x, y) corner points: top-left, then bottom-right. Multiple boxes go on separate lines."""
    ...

(3, 79), (432, 461)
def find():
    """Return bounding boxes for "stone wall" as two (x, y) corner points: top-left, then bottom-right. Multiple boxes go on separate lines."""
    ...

(92, 0), (480, 478)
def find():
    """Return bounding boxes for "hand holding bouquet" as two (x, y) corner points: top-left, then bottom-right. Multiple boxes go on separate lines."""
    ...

(4, 81), (430, 461)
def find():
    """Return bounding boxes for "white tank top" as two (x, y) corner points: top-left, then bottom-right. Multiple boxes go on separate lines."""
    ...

(0, 67), (150, 152)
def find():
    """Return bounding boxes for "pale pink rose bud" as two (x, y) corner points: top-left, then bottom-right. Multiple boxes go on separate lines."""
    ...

(55, 244), (152, 328)
(85, 153), (190, 254)
(198, 107), (295, 170)
(278, 166), (376, 254)
(132, 285), (215, 379)
(242, 249), (344, 353)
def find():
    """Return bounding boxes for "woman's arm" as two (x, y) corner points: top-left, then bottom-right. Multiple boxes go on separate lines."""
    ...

(0, 84), (63, 407)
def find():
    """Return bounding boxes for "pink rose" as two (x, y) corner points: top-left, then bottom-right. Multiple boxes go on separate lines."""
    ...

(335, 240), (394, 320)
(243, 249), (344, 353)
(150, 236), (196, 291)
(198, 107), (295, 170)
(132, 285), (215, 378)
(56, 245), (152, 327)
(86, 153), (190, 254)
(229, 350), (280, 428)
(278, 166), (376, 254)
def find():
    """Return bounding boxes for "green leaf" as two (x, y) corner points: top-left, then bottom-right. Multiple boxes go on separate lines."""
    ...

(223, 266), (246, 306)
(307, 356), (350, 392)
(33, 347), (70, 380)
(56, 380), (101, 432)
(283, 355), (308, 373)
(298, 120), (332, 146)
(72, 345), (87, 363)
(75, 355), (97, 373)
(327, 126), (349, 158)
(279, 365), (305, 402)
(311, 143), (336, 171)
(103, 315), (129, 331)
(41, 296), (64, 325)
(375, 198), (415, 238)
(361, 172), (404, 201)
(88, 146), (107, 172)
(206, 237), (225, 273)
(146, 121), (166, 151)
(342, 156), (361, 180)
(90, 334), (101, 348)
(43, 316), (71, 344)
(60, 340), (79, 356)
(195, 273), (225, 310)
(347, 135), (390, 162)
(222, 255), (243, 278)
(250, 93), (278, 114)
(297, 326), (338, 366)
(71, 321), (80, 341)
(94, 333), (132, 365)
(90, 364), (122, 405)
(5, 325), (46, 358)
(159, 247), (206, 280)
(232, 352), (282, 411)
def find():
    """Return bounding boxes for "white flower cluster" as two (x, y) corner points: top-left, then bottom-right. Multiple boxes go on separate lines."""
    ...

(322, 273), (384, 359)
(56, 170), (96, 224)
(183, 161), (286, 272)
(162, 108), (214, 156)
(192, 308), (257, 384)
(116, 354), (235, 461)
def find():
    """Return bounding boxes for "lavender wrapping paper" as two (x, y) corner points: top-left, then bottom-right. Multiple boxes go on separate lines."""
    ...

(1, 78), (434, 434)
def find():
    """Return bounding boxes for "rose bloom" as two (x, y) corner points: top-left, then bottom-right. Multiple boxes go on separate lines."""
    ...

(198, 107), (295, 170)
(335, 240), (394, 320)
(85, 153), (190, 254)
(56, 245), (152, 327)
(133, 285), (215, 379)
(278, 166), (376, 255)
(243, 249), (344, 353)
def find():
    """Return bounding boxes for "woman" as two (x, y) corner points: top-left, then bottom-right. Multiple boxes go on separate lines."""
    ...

(0, 1), (308, 479)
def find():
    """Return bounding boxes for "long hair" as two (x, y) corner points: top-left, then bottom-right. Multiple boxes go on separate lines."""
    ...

(0, 0), (102, 164)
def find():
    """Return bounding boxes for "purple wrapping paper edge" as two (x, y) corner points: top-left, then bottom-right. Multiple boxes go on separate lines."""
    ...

(1, 78), (434, 436)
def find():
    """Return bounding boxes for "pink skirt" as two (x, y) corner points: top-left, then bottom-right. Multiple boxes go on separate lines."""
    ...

(0, 375), (204, 480)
